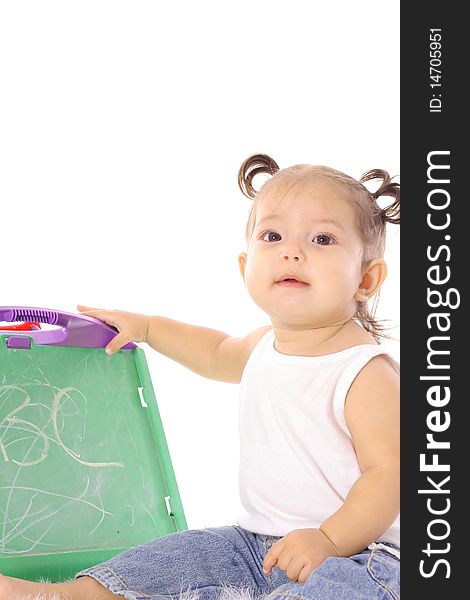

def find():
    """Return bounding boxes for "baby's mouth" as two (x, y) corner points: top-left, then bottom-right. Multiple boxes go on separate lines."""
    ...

(276, 276), (309, 288)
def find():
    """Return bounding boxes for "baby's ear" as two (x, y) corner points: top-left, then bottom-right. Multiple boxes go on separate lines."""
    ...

(238, 252), (247, 281)
(354, 259), (388, 301)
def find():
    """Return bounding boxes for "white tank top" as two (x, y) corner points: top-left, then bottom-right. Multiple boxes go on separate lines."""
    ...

(237, 330), (400, 547)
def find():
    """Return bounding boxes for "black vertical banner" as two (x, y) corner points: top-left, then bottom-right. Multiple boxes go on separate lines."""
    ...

(401, 4), (464, 597)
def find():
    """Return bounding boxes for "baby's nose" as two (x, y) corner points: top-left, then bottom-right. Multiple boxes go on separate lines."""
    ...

(280, 245), (304, 262)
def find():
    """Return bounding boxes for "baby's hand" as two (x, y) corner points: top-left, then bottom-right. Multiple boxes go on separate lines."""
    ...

(77, 305), (150, 355)
(263, 528), (338, 584)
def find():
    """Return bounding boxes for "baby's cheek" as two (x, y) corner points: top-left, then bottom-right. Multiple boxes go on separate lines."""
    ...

(244, 258), (267, 288)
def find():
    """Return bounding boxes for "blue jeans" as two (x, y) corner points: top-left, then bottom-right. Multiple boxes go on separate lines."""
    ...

(76, 526), (400, 600)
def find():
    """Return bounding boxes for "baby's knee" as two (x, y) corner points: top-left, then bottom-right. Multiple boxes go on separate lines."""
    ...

(61, 575), (120, 599)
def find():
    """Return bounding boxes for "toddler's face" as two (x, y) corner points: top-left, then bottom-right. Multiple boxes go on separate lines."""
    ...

(239, 176), (367, 329)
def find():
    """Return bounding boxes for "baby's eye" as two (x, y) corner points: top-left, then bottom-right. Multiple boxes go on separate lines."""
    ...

(261, 231), (282, 242)
(313, 234), (335, 245)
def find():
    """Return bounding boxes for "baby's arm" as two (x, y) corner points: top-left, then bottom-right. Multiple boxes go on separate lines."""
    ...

(319, 354), (400, 556)
(77, 305), (270, 383)
(146, 316), (270, 383)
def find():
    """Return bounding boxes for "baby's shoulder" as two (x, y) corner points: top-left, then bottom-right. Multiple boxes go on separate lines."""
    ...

(244, 326), (272, 355)
(346, 353), (399, 410)
(344, 353), (400, 454)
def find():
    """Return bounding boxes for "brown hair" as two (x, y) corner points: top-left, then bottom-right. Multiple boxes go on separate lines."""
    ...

(237, 153), (400, 342)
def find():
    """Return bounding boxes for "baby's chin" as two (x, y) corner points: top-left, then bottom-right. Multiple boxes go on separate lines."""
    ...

(251, 294), (348, 330)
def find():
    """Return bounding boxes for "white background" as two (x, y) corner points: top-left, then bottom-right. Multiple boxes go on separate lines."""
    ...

(0, 1), (399, 529)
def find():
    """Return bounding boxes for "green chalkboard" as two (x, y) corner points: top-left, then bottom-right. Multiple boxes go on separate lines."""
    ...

(0, 335), (186, 581)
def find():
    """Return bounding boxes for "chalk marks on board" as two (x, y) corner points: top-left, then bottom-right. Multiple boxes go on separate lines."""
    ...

(0, 384), (124, 468)
(0, 478), (112, 552)
(0, 382), (124, 554)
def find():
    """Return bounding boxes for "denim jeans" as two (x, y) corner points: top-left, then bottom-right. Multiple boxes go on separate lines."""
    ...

(76, 526), (400, 600)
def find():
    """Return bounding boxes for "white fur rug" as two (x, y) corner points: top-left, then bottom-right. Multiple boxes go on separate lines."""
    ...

(18, 585), (264, 600)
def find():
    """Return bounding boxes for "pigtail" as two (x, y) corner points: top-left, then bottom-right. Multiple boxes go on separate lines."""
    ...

(360, 169), (400, 225)
(238, 154), (280, 199)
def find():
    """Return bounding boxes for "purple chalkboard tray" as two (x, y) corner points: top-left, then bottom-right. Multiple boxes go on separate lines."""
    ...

(0, 306), (136, 349)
